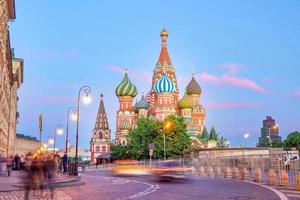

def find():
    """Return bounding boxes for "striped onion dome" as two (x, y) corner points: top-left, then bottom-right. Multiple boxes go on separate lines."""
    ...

(186, 75), (201, 95)
(115, 71), (138, 97)
(154, 73), (175, 93)
(135, 94), (150, 110)
(178, 93), (193, 109)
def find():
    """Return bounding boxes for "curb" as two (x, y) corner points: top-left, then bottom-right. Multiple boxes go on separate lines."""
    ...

(1, 175), (84, 192)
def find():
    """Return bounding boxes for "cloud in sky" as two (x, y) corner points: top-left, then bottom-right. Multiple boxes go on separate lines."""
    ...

(198, 64), (268, 94)
(205, 101), (262, 109)
(295, 89), (300, 97)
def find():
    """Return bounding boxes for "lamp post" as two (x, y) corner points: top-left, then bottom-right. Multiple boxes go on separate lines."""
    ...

(48, 137), (54, 153)
(163, 121), (171, 160)
(74, 86), (91, 176)
(65, 107), (77, 156)
(54, 124), (63, 154)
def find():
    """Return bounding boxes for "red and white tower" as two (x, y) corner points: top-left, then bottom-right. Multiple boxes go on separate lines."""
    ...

(90, 94), (111, 163)
(149, 28), (179, 115)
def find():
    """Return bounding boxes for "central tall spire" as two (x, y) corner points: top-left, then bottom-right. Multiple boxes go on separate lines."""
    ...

(156, 28), (172, 68)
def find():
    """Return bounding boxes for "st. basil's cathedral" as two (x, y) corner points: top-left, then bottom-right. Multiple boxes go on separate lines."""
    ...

(115, 28), (206, 145)
(90, 29), (206, 162)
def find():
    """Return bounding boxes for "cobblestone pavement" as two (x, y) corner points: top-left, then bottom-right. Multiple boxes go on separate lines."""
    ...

(0, 190), (71, 200)
(0, 172), (290, 200)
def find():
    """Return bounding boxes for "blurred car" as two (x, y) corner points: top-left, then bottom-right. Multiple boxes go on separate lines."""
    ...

(111, 160), (150, 176)
(151, 160), (193, 181)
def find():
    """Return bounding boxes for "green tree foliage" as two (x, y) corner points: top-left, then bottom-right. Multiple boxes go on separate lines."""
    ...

(284, 131), (300, 149)
(126, 117), (161, 160)
(202, 127), (208, 139)
(110, 144), (130, 160)
(209, 126), (218, 141)
(271, 141), (284, 148)
(217, 136), (229, 148)
(122, 115), (191, 160)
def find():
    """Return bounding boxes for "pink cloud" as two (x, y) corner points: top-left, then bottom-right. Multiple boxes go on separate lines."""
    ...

(205, 101), (262, 109)
(295, 89), (300, 97)
(198, 64), (268, 94)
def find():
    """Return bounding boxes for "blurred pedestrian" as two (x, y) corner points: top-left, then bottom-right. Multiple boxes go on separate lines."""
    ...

(20, 155), (25, 170)
(6, 155), (13, 176)
(14, 154), (21, 170)
(62, 154), (68, 173)
(0, 153), (5, 176)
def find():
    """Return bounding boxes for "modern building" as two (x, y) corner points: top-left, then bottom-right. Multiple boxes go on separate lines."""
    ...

(0, 0), (24, 156)
(14, 134), (40, 156)
(114, 29), (206, 145)
(258, 116), (282, 147)
(90, 94), (111, 163)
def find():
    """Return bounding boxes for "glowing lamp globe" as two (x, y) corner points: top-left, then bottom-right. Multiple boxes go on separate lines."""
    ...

(82, 93), (92, 105)
(71, 111), (78, 121)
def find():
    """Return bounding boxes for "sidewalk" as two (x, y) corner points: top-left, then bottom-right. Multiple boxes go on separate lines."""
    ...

(0, 170), (83, 192)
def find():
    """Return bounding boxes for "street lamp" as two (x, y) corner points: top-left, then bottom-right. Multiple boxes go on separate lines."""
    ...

(54, 124), (64, 154)
(65, 106), (77, 156)
(48, 138), (54, 153)
(74, 86), (91, 176)
(162, 121), (171, 160)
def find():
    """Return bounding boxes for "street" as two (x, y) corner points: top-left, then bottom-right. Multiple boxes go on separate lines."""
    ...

(1, 171), (287, 200)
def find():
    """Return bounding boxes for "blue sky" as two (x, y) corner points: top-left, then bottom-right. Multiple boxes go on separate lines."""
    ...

(10, 0), (300, 149)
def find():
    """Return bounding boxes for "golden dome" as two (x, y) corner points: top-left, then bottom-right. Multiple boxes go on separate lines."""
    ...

(160, 28), (168, 37)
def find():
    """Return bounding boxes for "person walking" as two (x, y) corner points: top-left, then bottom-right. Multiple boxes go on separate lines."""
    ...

(62, 154), (68, 173)
(0, 153), (5, 176)
(6, 155), (14, 176)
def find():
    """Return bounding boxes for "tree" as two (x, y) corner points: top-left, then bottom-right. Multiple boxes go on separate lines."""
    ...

(110, 144), (130, 160)
(217, 136), (229, 148)
(127, 117), (161, 160)
(126, 115), (191, 160)
(202, 127), (208, 139)
(284, 131), (300, 149)
(209, 126), (217, 141)
(271, 141), (284, 148)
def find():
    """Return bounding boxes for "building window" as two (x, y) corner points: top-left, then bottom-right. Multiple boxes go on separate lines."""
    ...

(96, 146), (100, 152)
(102, 146), (106, 153)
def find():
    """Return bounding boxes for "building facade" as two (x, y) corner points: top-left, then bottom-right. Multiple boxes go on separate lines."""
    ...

(115, 29), (206, 145)
(258, 116), (282, 147)
(90, 94), (111, 163)
(0, 0), (24, 156)
(14, 134), (40, 156)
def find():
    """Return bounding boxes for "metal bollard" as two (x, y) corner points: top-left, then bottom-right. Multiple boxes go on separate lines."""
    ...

(295, 172), (300, 191)
(241, 167), (249, 180)
(253, 167), (263, 182)
(268, 169), (276, 186)
(224, 167), (232, 179)
(199, 166), (205, 176)
(280, 170), (289, 187)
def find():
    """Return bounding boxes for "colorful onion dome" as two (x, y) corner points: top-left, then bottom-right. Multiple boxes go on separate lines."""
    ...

(154, 73), (175, 93)
(186, 75), (201, 95)
(178, 93), (193, 109)
(115, 70), (138, 97)
(135, 94), (150, 110)
(160, 28), (168, 37)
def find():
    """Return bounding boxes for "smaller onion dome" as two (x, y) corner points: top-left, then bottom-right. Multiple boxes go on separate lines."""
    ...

(154, 73), (175, 93)
(186, 74), (201, 95)
(178, 93), (194, 109)
(115, 69), (138, 97)
(135, 94), (150, 110)
(160, 28), (168, 37)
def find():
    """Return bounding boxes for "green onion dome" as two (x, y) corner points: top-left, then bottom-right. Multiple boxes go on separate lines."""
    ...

(186, 75), (201, 95)
(178, 93), (193, 109)
(135, 94), (150, 110)
(115, 71), (138, 97)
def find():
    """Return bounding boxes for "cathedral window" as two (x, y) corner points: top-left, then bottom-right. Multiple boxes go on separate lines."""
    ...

(96, 146), (100, 152)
